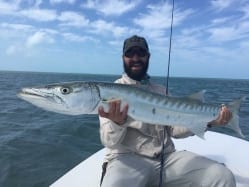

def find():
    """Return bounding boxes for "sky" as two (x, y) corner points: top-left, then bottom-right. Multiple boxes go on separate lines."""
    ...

(0, 0), (249, 79)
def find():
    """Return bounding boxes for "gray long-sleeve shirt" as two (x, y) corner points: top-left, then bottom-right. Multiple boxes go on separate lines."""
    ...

(99, 74), (194, 161)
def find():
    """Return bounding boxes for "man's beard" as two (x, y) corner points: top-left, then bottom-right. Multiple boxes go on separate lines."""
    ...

(123, 60), (149, 81)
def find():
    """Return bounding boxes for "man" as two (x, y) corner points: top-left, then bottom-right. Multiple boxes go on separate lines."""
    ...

(98, 35), (235, 187)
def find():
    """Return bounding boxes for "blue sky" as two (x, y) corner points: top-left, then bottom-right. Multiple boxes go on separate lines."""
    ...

(0, 0), (249, 79)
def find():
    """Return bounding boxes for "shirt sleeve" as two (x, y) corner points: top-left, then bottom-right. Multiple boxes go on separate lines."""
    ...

(99, 116), (131, 148)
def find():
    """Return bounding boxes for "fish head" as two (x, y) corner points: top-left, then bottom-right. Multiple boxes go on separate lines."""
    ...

(17, 82), (100, 115)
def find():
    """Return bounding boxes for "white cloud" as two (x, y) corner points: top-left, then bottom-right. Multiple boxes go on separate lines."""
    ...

(133, 2), (193, 39)
(208, 19), (249, 42)
(240, 4), (249, 19)
(40, 28), (59, 35)
(211, 17), (232, 25)
(81, 0), (141, 16)
(58, 11), (89, 27)
(62, 33), (96, 42)
(134, 3), (172, 30)
(26, 31), (54, 47)
(0, 1), (58, 22)
(209, 27), (236, 42)
(239, 20), (249, 34)
(1, 22), (34, 31)
(5, 43), (28, 56)
(90, 20), (130, 37)
(0, 22), (35, 42)
(210, 0), (235, 11)
(50, 0), (76, 4)
(81, 0), (95, 9)
(34, 0), (43, 8)
(0, 0), (19, 15)
(20, 8), (57, 22)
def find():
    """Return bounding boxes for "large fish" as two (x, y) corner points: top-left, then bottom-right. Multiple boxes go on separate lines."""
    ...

(18, 81), (245, 138)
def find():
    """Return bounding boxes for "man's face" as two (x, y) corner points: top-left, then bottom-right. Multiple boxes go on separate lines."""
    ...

(123, 47), (150, 81)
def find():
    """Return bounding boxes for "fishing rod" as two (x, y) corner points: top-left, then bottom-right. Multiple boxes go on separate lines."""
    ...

(159, 0), (174, 186)
(165, 0), (174, 96)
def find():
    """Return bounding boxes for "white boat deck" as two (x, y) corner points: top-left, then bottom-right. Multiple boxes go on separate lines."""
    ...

(51, 131), (249, 187)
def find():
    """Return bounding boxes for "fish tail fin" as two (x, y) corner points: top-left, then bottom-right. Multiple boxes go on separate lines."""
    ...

(227, 96), (246, 138)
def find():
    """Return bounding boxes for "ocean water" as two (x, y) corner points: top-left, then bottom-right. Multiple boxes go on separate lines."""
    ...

(0, 71), (249, 187)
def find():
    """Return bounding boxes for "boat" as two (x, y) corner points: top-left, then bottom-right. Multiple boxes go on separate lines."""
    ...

(50, 131), (249, 187)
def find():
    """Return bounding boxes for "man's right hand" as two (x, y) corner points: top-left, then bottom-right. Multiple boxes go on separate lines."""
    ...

(98, 100), (129, 125)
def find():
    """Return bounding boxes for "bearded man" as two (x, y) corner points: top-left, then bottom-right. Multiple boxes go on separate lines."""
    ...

(98, 35), (235, 187)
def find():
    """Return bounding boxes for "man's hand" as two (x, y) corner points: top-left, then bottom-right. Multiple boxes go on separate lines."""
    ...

(98, 100), (129, 125)
(208, 105), (232, 127)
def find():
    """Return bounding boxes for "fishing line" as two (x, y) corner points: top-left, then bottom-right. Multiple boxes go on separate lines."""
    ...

(159, 0), (174, 186)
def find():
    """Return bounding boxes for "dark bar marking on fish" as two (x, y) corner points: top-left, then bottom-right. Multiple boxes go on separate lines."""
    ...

(152, 108), (156, 115)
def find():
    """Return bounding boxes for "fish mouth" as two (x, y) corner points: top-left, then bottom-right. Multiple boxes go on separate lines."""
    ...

(18, 88), (64, 105)
(18, 88), (45, 99)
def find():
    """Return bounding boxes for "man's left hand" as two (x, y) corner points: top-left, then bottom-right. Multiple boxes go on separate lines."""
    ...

(207, 105), (232, 127)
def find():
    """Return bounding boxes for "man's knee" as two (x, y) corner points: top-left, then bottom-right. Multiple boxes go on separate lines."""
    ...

(209, 164), (236, 186)
(220, 167), (236, 186)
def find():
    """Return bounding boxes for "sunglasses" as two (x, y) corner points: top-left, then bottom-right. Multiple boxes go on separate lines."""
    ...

(124, 49), (148, 58)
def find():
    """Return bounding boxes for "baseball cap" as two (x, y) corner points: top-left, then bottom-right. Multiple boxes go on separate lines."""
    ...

(123, 35), (149, 54)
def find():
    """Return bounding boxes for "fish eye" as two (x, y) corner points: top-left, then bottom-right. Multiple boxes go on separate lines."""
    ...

(60, 87), (71, 95)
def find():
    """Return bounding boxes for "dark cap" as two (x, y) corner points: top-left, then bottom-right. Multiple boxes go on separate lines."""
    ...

(123, 35), (149, 54)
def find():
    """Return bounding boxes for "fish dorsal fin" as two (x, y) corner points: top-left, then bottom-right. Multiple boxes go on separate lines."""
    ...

(187, 90), (206, 102)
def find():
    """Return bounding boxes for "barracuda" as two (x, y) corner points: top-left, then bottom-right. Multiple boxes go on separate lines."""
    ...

(18, 81), (245, 138)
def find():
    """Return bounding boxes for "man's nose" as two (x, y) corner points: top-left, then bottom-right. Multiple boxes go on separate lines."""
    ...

(131, 53), (140, 61)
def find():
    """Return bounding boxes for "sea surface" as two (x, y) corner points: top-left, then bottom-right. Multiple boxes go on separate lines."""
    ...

(1, 71), (249, 187)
